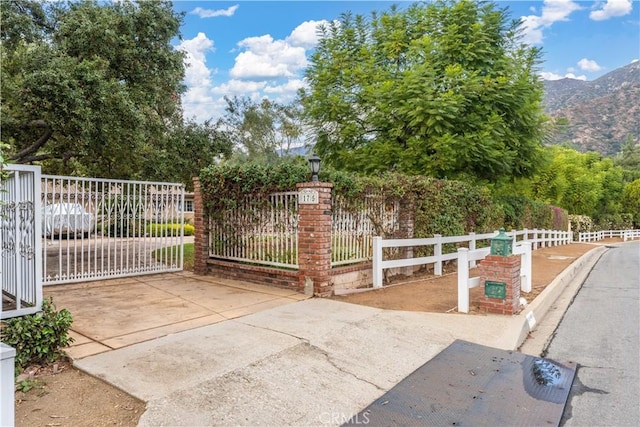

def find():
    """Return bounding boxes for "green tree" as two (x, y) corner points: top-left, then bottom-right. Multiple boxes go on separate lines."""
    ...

(141, 119), (232, 190)
(614, 136), (640, 182)
(622, 179), (640, 226)
(217, 96), (305, 165)
(0, 0), (208, 180)
(529, 147), (625, 219)
(301, 0), (547, 181)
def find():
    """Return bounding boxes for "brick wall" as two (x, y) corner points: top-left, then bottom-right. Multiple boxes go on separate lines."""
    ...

(206, 259), (300, 291)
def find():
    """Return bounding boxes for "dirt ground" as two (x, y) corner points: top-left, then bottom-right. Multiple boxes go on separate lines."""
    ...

(14, 361), (145, 427)
(14, 241), (609, 426)
(333, 242), (605, 313)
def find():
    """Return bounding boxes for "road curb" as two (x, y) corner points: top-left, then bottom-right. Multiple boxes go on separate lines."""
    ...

(512, 245), (608, 353)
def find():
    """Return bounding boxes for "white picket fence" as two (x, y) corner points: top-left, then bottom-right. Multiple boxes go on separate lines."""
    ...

(578, 229), (640, 242)
(372, 228), (572, 313)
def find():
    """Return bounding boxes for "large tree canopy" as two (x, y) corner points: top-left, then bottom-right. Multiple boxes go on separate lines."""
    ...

(1, 0), (229, 182)
(301, 0), (548, 182)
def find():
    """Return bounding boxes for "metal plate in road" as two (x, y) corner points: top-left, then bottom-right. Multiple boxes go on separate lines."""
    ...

(345, 340), (577, 427)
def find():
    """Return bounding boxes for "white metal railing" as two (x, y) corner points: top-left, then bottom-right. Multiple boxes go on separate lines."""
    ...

(209, 192), (299, 269)
(578, 229), (640, 242)
(41, 175), (185, 284)
(372, 228), (571, 288)
(331, 195), (399, 267)
(457, 242), (532, 313)
(1, 164), (43, 319)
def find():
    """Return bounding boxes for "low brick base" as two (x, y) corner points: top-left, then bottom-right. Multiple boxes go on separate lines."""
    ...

(206, 259), (301, 292)
(478, 254), (521, 315)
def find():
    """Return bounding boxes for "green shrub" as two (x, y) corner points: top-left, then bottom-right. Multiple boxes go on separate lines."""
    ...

(1, 298), (74, 372)
(146, 223), (195, 236)
(595, 213), (634, 231)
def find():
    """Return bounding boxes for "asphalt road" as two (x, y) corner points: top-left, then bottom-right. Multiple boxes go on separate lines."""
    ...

(545, 241), (639, 427)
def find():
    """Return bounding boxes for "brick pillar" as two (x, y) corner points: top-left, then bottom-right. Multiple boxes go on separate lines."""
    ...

(297, 181), (333, 297)
(192, 177), (209, 275)
(478, 254), (521, 315)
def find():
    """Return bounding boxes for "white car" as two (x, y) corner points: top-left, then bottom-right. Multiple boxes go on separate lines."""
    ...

(42, 203), (94, 237)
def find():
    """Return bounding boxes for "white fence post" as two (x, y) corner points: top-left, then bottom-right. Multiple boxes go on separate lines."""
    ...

(520, 242), (532, 293)
(1, 343), (15, 427)
(434, 234), (443, 276)
(372, 236), (383, 288)
(457, 248), (470, 313)
(469, 232), (477, 268)
(533, 228), (539, 250)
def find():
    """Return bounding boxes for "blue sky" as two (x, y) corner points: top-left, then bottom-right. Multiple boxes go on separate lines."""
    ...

(169, 1), (640, 122)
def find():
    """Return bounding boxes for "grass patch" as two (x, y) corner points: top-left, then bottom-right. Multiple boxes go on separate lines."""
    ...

(153, 243), (194, 271)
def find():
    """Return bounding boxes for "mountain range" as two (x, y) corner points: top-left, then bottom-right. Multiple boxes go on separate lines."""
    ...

(543, 61), (640, 156)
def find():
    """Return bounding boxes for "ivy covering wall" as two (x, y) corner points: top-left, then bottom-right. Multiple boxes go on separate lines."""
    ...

(199, 158), (569, 238)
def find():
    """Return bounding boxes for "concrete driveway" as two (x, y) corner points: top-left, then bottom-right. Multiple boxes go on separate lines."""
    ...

(44, 271), (309, 359)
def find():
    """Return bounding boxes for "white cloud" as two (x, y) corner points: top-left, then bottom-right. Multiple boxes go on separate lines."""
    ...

(212, 79), (267, 96)
(263, 79), (308, 104)
(540, 71), (587, 80)
(285, 20), (329, 49)
(590, 0), (632, 21)
(519, 0), (582, 45)
(230, 35), (308, 79)
(176, 33), (218, 121)
(577, 58), (603, 72)
(632, 59), (639, 63)
(191, 5), (239, 18)
(565, 73), (587, 81)
(179, 20), (326, 122)
(177, 33), (215, 88)
(264, 79), (307, 94)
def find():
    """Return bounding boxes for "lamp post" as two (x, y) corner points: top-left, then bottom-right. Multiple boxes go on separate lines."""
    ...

(308, 153), (320, 182)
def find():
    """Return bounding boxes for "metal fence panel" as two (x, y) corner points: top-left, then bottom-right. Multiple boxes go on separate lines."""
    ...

(1, 165), (43, 319)
(41, 175), (184, 284)
(332, 195), (400, 266)
(209, 192), (298, 269)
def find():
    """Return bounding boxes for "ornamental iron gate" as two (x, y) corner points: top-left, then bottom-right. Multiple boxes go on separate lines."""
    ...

(2, 164), (185, 319)
(41, 175), (185, 284)
(1, 165), (43, 319)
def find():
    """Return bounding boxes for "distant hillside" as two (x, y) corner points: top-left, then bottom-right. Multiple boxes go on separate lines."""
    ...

(543, 61), (640, 156)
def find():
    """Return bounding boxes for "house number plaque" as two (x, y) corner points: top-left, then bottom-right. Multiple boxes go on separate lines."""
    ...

(298, 189), (319, 205)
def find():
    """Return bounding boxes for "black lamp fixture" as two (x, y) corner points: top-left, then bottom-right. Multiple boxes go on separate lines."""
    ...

(308, 153), (321, 182)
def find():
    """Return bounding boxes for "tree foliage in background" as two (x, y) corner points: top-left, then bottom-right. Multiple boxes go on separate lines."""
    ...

(528, 147), (625, 220)
(614, 136), (640, 182)
(216, 96), (306, 166)
(622, 179), (640, 227)
(301, 0), (548, 182)
(1, 0), (231, 183)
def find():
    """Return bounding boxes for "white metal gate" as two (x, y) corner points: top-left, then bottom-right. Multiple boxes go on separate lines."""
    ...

(41, 175), (185, 284)
(1, 165), (43, 319)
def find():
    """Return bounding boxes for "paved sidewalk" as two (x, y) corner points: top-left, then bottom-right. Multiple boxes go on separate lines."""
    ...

(71, 244), (611, 426)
